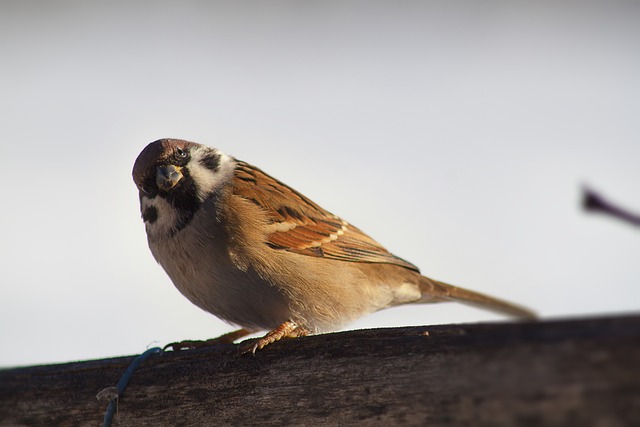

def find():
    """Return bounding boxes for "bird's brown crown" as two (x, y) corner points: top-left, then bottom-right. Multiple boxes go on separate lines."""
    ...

(132, 138), (199, 189)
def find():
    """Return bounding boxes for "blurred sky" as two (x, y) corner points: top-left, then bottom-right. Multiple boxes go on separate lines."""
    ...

(1, 1), (639, 367)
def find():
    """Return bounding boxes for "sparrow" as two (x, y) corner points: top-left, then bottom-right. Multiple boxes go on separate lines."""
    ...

(133, 138), (535, 353)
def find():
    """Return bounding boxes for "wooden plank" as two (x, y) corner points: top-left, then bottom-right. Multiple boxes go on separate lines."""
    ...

(1, 315), (639, 426)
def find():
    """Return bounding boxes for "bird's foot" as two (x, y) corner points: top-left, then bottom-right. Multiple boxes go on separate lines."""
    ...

(164, 328), (252, 351)
(240, 320), (309, 355)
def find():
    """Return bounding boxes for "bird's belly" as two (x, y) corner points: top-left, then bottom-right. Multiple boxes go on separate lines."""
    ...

(148, 236), (292, 331)
(260, 254), (402, 334)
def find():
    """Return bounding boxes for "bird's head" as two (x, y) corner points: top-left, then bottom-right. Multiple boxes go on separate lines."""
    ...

(132, 138), (234, 238)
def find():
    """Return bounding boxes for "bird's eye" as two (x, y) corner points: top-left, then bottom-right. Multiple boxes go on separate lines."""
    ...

(176, 147), (188, 157)
(141, 185), (151, 194)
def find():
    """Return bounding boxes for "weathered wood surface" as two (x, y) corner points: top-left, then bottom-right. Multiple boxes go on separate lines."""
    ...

(1, 315), (639, 426)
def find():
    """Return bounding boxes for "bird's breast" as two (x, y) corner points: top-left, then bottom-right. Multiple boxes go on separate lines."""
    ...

(147, 214), (293, 330)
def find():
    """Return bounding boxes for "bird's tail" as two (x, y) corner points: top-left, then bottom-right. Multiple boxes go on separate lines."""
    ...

(418, 276), (536, 320)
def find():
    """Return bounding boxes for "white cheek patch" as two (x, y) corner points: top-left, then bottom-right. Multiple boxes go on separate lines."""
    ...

(141, 196), (180, 239)
(187, 148), (236, 201)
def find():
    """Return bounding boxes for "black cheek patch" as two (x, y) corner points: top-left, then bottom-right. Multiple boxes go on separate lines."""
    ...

(142, 206), (158, 224)
(200, 152), (220, 172)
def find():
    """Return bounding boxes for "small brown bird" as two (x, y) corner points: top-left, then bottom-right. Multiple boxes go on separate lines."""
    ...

(133, 139), (534, 353)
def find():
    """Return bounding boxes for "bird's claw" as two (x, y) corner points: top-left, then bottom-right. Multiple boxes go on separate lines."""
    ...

(164, 328), (252, 352)
(238, 320), (309, 355)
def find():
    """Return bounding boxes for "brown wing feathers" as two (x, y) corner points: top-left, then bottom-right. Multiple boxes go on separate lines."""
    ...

(232, 162), (419, 271)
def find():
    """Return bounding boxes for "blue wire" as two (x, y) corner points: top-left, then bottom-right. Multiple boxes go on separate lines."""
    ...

(102, 347), (163, 427)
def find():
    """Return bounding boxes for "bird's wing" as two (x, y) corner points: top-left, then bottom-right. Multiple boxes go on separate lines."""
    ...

(232, 161), (419, 272)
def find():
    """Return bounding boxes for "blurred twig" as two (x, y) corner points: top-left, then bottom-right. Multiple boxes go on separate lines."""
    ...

(583, 187), (640, 227)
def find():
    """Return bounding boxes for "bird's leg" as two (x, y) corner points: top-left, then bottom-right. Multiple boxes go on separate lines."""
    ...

(241, 320), (309, 355)
(164, 328), (253, 351)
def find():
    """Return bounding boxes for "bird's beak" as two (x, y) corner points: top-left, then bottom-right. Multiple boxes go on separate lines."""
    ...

(156, 165), (183, 191)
